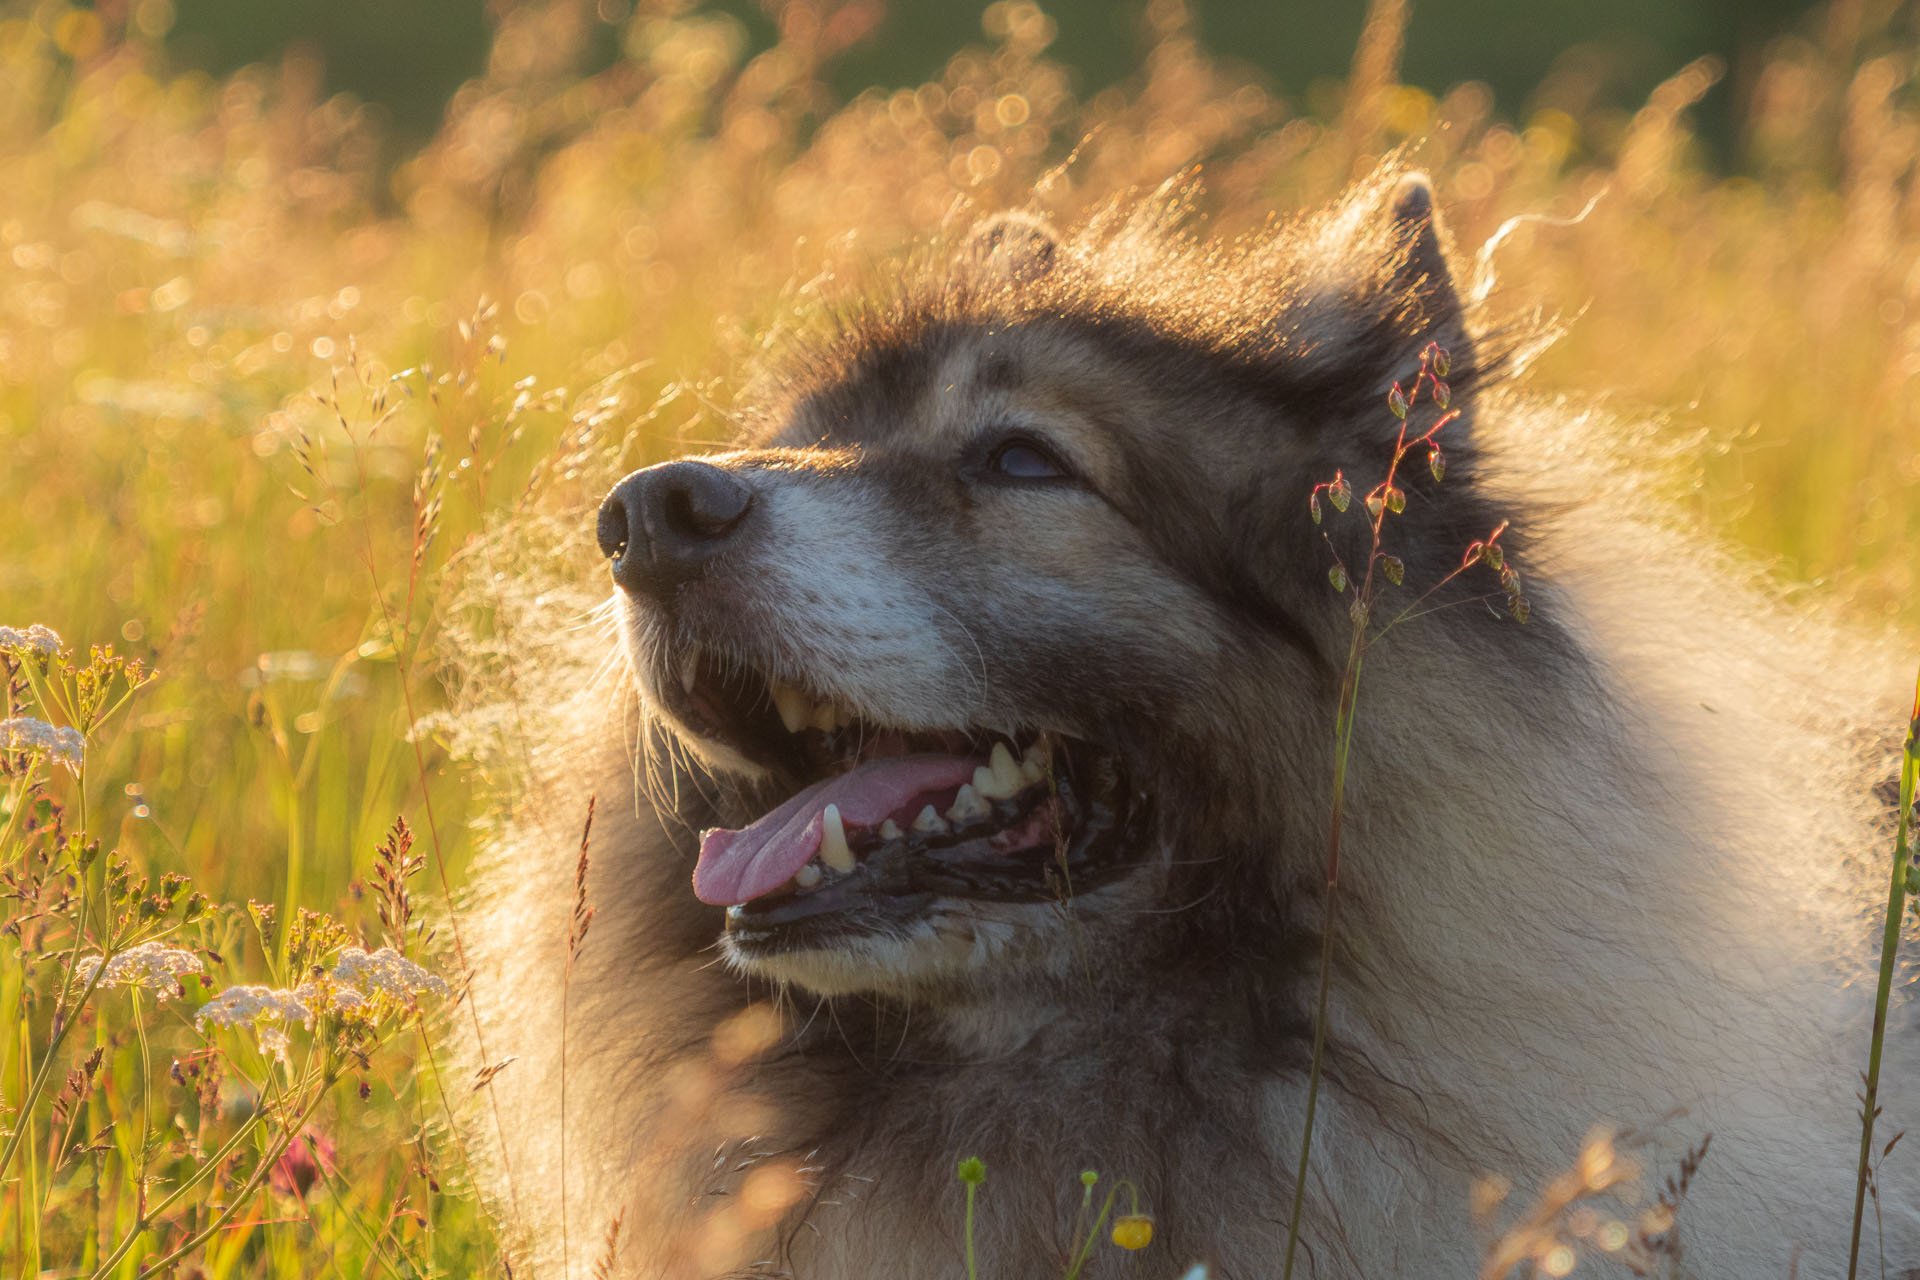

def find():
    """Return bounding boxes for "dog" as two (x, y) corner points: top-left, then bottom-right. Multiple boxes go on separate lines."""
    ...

(458, 169), (1916, 1278)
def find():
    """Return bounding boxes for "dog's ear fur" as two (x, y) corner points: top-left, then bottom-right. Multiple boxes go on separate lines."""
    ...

(965, 211), (1060, 285)
(1381, 172), (1470, 367)
(1386, 174), (1451, 303)
(1290, 173), (1479, 454)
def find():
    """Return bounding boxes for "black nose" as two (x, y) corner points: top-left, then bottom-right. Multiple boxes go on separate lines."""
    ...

(597, 460), (755, 596)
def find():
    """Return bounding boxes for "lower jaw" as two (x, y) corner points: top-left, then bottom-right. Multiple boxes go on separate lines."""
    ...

(716, 923), (988, 998)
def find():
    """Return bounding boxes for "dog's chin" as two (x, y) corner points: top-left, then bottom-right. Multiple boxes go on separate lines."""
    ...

(639, 640), (1152, 996)
(715, 902), (1065, 997)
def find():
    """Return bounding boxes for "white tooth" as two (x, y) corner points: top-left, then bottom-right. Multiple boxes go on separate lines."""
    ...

(879, 819), (903, 840)
(1022, 735), (1050, 767)
(973, 763), (1013, 800)
(794, 861), (822, 889)
(947, 783), (990, 825)
(809, 699), (840, 732)
(773, 683), (810, 734)
(1021, 758), (1045, 783)
(990, 742), (1025, 793)
(913, 804), (949, 835)
(820, 803), (856, 873)
(679, 646), (700, 694)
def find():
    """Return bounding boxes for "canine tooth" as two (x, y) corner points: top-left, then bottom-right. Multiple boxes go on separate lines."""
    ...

(879, 819), (903, 840)
(772, 683), (810, 734)
(912, 804), (949, 835)
(678, 646), (701, 694)
(809, 699), (840, 732)
(820, 804), (856, 873)
(1021, 758), (1044, 783)
(973, 764), (1014, 800)
(947, 783), (990, 825)
(794, 861), (822, 889)
(1022, 737), (1050, 768)
(990, 742), (1025, 793)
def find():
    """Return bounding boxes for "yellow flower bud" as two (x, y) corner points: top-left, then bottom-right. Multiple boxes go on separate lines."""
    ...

(1112, 1215), (1153, 1250)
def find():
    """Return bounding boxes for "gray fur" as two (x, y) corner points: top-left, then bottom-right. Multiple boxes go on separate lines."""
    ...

(456, 169), (1917, 1278)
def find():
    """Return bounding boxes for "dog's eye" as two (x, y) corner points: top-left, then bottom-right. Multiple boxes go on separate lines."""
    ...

(987, 438), (1069, 480)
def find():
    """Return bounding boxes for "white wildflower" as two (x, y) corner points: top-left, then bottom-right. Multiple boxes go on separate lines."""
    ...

(0, 623), (61, 655)
(195, 983), (314, 1031)
(309, 983), (367, 1016)
(193, 948), (446, 1066)
(75, 941), (204, 1000)
(196, 984), (314, 1068)
(255, 1025), (293, 1068)
(0, 717), (84, 767)
(331, 946), (449, 1003)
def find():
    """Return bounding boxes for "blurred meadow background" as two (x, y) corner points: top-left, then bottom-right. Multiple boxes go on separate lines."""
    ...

(3, 0), (1919, 1275)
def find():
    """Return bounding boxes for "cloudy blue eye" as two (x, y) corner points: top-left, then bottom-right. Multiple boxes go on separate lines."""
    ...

(988, 438), (1069, 480)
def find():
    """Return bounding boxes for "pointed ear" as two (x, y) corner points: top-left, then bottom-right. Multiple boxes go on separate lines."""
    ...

(965, 211), (1060, 285)
(1382, 173), (1469, 361)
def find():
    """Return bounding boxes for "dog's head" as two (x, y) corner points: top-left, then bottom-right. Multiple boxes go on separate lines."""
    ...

(597, 173), (1495, 998)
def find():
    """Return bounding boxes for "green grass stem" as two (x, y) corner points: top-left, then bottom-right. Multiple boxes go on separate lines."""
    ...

(1846, 663), (1920, 1280)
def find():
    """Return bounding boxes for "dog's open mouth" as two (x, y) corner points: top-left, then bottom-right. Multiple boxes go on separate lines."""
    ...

(661, 647), (1142, 947)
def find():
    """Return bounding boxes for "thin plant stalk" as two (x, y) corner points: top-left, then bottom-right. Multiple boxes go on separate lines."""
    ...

(964, 1179), (979, 1280)
(1846, 664), (1920, 1280)
(1283, 345), (1505, 1279)
(1280, 627), (1366, 1280)
(0, 954), (107, 1180)
(562, 797), (597, 1278)
(277, 780), (304, 975)
(17, 1018), (41, 1276)
(91, 1076), (333, 1279)
(1062, 1183), (1129, 1280)
(131, 991), (154, 1218)
(956, 1158), (985, 1280)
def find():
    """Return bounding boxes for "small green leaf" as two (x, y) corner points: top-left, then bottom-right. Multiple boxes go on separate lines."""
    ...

(1329, 478), (1351, 512)
(1432, 345), (1452, 378)
(1382, 555), (1404, 586)
(1328, 564), (1348, 592)
(1309, 492), (1322, 524)
(1432, 379), (1451, 410)
(1385, 487), (1406, 514)
(1428, 446), (1446, 482)
(1387, 383), (1408, 419)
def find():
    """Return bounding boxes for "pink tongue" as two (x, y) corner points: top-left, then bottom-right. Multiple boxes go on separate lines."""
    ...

(694, 755), (981, 905)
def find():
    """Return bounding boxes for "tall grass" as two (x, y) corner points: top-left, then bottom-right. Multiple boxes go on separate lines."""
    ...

(1, 0), (1917, 1274)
